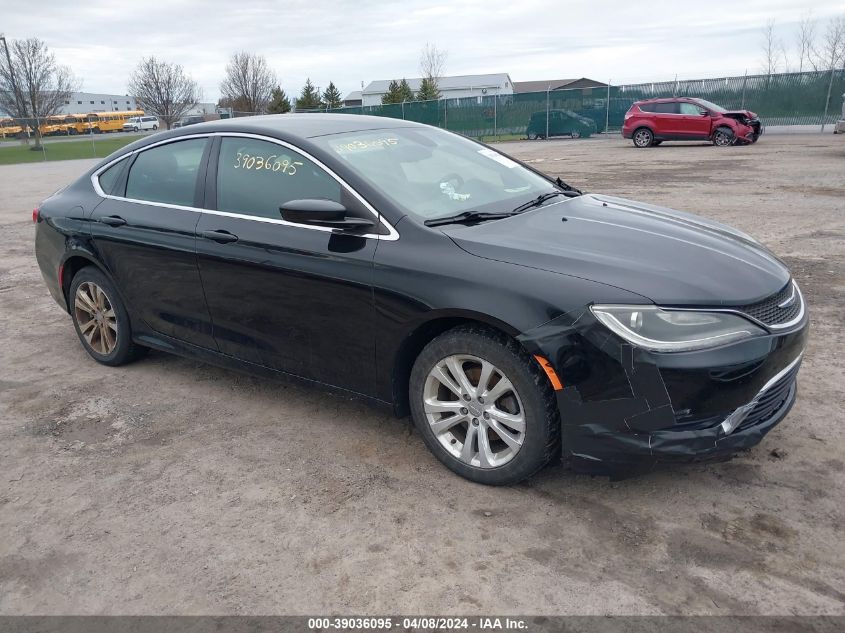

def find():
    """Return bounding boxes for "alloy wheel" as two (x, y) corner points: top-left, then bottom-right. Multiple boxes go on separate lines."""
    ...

(634, 129), (652, 147)
(713, 130), (733, 146)
(74, 281), (118, 355)
(423, 354), (526, 469)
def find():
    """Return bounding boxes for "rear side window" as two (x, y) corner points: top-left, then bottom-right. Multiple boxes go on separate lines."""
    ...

(653, 102), (678, 114)
(216, 137), (341, 220)
(97, 158), (127, 195)
(125, 138), (207, 206)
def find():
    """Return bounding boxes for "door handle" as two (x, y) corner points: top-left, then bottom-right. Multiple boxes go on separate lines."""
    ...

(99, 215), (127, 227)
(201, 229), (239, 244)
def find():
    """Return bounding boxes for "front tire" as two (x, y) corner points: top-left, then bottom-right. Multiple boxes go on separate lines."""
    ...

(69, 267), (146, 366)
(632, 127), (654, 147)
(570, 130), (581, 139)
(409, 325), (560, 485)
(712, 126), (735, 147)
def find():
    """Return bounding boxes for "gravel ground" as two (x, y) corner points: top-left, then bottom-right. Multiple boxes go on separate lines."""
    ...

(0, 133), (843, 615)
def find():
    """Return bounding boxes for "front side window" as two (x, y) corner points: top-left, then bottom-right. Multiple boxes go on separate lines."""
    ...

(125, 138), (207, 206)
(311, 127), (556, 222)
(679, 102), (704, 115)
(216, 137), (341, 219)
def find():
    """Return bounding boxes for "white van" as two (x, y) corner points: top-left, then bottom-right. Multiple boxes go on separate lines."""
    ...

(122, 116), (159, 132)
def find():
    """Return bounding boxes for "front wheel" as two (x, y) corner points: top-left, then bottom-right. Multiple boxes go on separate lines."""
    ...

(712, 126), (735, 147)
(409, 326), (560, 485)
(632, 127), (654, 147)
(570, 129), (581, 139)
(527, 131), (538, 140)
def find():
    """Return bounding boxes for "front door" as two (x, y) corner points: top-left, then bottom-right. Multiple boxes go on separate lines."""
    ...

(678, 101), (713, 139)
(89, 137), (217, 349)
(194, 135), (380, 396)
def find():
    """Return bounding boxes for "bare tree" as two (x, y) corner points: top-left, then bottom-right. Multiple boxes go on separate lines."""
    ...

(760, 19), (782, 75)
(813, 15), (845, 131)
(419, 42), (447, 83)
(0, 37), (76, 147)
(220, 52), (276, 113)
(812, 15), (845, 71)
(796, 13), (818, 73)
(128, 57), (201, 130)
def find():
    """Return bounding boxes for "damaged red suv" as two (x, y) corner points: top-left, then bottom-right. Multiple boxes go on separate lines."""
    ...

(623, 97), (762, 148)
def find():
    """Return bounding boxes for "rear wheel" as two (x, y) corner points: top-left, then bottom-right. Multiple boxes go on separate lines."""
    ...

(712, 126), (734, 147)
(409, 325), (559, 485)
(527, 131), (538, 140)
(69, 267), (146, 366)
(570, 129), (581, 139)
(632, 127), (654, 147)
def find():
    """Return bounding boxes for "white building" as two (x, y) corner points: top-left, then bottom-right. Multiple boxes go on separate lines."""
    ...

(61, 92), (138, 114)
(361, 73), (513, 106)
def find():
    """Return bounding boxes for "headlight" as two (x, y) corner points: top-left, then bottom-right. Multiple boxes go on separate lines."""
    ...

(590, 305), (766, 352)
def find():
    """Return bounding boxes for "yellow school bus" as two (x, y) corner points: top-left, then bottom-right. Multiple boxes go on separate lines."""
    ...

(83, 110), (145, 133)
(0, 118), (25, 138)
(39, 115), (78, 136)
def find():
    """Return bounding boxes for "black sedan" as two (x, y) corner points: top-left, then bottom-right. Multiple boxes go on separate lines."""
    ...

(34, 114), (807, 484)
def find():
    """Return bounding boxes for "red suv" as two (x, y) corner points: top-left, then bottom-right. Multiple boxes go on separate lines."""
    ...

(622, 97), (762, 148)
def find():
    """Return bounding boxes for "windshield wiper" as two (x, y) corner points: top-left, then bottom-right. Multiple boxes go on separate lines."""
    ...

(555, 177), (582, 194)
(509, 191), (568, 215)
(424, 210), (518, 227)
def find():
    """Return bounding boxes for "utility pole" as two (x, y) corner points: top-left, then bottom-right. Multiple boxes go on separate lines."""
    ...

(545, 85), (550, 140)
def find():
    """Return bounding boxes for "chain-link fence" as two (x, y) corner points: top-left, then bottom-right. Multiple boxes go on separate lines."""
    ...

(308, 69), (845, 140)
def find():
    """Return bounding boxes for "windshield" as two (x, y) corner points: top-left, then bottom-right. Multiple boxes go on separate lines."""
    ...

(312, 127), (557, 221)
(692, 98), (727, 113)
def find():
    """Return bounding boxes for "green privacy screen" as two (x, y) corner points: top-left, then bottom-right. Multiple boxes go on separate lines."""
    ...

(307, 70), (844, 139)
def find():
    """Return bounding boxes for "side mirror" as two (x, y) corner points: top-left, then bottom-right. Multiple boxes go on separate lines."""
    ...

(280, 199), (375, 232)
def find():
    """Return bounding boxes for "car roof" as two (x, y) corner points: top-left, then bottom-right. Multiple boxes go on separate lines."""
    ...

(182, 113), (419, 139)
(636, 97), (696, 104)
(91, 114), (430, 171)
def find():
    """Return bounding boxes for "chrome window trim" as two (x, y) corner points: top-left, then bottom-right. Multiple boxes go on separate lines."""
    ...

(89, 131), (399, 241)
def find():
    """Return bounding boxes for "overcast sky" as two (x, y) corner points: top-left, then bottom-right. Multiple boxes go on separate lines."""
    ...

(2, 0), (842, 101)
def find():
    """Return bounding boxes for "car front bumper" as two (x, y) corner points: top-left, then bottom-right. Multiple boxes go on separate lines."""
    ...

(518, 306), (808, 477)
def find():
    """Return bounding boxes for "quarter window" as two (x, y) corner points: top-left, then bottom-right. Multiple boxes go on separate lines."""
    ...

(97, 158), (128, 195)
(216, 137), (341, 219)
(125, 138), (207, 206)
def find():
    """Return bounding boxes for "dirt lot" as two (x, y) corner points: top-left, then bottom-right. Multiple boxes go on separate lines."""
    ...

(0, 134), (843, 615)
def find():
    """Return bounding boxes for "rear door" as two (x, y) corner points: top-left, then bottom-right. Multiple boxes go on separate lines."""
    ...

(89, 137), (218, 349)
(652, 101), (680, 137)
(194, 134), (381, 395)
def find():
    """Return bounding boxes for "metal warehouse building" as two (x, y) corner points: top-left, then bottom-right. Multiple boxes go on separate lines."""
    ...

(60, 92), (139, 114)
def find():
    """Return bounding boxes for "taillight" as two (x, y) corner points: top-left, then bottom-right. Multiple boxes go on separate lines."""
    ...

(32, 207), (40, 223)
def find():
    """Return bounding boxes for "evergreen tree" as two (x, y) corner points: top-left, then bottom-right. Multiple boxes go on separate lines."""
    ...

(322, 81), (343, 109)
(381, 79), (403, 104)
(397, 78), (415, 103)
(295, 78), (323, 110)
(267, 87), (292, 114)
(416, 76), (440, 101)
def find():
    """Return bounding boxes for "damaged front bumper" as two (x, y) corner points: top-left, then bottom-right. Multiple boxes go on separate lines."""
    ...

(518, 307), (808, 477)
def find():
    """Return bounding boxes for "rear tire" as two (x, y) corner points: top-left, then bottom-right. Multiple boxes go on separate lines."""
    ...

(527, 132), (538, 140)
(570, 130), (581, 139)
(69, 267), (146, 367)
(409, 325), (560, 485)
(632, 127), (654, 147)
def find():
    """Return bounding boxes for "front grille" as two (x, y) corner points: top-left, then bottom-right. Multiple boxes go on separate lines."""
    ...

(738, 362), (800, 430)
(737, 282), (801, 327)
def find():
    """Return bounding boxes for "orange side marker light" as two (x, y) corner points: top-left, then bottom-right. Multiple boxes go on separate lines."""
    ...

(533, 355), (564, 391)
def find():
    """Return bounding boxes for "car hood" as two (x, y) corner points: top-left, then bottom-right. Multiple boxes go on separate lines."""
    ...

(442, 194), (790, 306)
(724, 109), (758, 119)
